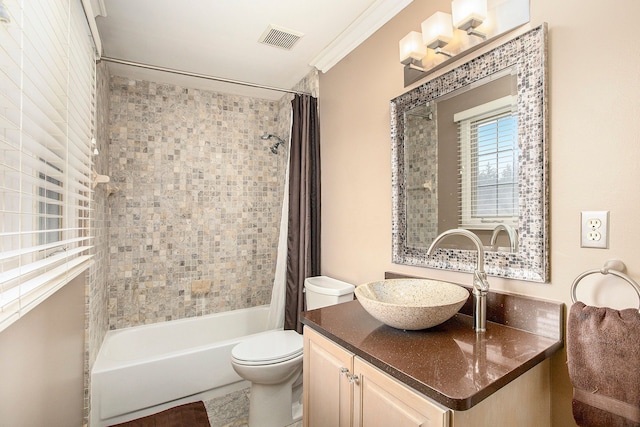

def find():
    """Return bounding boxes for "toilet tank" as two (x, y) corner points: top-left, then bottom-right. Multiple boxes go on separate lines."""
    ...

(304, 276), (355, 310)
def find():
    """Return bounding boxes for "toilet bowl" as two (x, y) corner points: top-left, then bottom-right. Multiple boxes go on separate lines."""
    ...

(231, 330), (303, 427)
(231, 276), (354, 427)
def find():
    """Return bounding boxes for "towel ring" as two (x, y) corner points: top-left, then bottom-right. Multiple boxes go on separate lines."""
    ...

(571, 260), (640, 313)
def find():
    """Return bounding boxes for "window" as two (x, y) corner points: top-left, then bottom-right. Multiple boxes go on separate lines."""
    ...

(38, 164), (64, 246)
(456, 96), (518, 229)
(0, 0), (96, 332)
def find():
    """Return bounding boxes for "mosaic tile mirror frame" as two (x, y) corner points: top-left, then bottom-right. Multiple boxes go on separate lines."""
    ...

(391, 24), (549, 282)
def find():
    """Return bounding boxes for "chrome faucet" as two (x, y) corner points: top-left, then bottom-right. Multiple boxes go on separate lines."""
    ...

(427, 229), (489, 332)
(490, 224), (518, 253)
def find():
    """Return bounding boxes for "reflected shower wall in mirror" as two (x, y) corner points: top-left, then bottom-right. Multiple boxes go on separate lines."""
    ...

(391, 24), (548, 282)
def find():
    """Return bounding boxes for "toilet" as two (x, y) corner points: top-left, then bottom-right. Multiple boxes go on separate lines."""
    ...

(231, 276), (355, 427)
(303, 276), (356, 309)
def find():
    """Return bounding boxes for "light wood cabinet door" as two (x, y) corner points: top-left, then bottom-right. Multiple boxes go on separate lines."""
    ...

(353, 358), (450, 427)
(304, 328), (354, 427)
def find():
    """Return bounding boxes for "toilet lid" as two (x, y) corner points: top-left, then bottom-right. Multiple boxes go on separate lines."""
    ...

(232, 330), (303, 365)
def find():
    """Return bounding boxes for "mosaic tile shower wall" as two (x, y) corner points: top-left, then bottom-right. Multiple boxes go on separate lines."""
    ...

(107, 77), (287, 329)
(404, 104), (438, 247)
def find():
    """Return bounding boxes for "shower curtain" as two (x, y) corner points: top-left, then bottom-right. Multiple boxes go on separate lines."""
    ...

(285, 94), (321, 333)
(266, 113), (292, 330)
(267, 94), (320, 333)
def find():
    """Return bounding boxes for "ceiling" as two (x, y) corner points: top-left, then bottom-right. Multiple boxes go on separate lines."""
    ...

(90, 0), (413, 100)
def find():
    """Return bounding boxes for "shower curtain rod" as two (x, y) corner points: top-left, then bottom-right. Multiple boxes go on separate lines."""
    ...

(100, 56), (312, 96)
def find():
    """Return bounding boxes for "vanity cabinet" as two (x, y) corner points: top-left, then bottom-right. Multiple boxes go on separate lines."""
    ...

(303, 326), (552, 427)
(303, 327), (449, 427)
(303, 326), (354, 427)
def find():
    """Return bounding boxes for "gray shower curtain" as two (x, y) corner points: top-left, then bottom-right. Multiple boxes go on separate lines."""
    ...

(284, 94), (321, 333)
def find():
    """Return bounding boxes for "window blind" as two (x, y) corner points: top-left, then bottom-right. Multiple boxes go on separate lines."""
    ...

(0, 0), (95, 332)
(455, 96), (518, 229)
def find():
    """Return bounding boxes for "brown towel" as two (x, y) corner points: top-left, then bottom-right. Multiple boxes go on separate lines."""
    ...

(567, 302), (640, 427)
(109, 401), (211, 427)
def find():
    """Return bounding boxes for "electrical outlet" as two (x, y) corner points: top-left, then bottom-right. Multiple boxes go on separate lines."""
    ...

(581, 211), (609, 248)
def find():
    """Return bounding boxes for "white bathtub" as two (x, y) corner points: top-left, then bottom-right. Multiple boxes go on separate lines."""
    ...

(91, 305), (273, 426)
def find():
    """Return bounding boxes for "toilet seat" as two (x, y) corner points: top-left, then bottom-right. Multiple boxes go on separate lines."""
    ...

(232, 330), (303, 366)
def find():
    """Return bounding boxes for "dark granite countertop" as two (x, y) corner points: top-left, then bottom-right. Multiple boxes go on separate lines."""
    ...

(301, 299), (563, 411)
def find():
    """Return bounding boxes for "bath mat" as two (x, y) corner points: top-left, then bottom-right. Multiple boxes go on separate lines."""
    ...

(109, 401), (210, 427)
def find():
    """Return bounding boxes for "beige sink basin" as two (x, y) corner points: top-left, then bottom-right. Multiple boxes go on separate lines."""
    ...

(355, 279), (469, 330)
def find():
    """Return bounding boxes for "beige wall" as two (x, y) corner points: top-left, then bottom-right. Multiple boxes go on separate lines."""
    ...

(0, 275), (85, 427)
(318, 0), (640, 426)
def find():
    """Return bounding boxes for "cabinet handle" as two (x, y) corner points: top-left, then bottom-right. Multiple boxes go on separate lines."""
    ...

(348, 373), (359, 385)
(339, 367), (359, 385)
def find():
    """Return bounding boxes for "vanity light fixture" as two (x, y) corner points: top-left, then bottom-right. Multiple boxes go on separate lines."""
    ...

(399, 31), (427, 69)
(451, 0), (487, 39)
(398, 0), (530, 87)
(421, 12), (454, 58)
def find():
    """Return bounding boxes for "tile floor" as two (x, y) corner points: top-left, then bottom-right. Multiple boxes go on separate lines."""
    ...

(206, 387), (302, 427)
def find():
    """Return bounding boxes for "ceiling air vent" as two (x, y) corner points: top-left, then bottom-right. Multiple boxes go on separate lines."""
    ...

(259, 24), (303, 50)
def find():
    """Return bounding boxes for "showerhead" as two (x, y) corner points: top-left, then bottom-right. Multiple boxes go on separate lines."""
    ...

(261, 133), (284, 143)
(260, 133), (285, 154)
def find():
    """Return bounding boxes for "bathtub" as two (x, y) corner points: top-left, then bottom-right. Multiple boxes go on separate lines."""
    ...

(91, 305), (273, 426)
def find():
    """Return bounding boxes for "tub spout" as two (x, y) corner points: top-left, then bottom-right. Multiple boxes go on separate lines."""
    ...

(427, 229), (489, 332)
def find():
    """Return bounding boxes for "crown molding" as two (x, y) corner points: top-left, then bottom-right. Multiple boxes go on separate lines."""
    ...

(80, 0), (103, 57)
(310, 0), (414, 73)
(92, 0), (107, 17)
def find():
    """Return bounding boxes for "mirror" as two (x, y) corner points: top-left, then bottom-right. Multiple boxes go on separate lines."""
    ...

(391, 24), (548, 282)
(403, 71), (517, 250)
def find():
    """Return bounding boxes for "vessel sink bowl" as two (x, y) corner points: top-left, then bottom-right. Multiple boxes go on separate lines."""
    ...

(355, 279), (469, 330)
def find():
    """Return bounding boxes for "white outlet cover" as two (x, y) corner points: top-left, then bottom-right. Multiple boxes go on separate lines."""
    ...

(581, 211), (609, 249)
